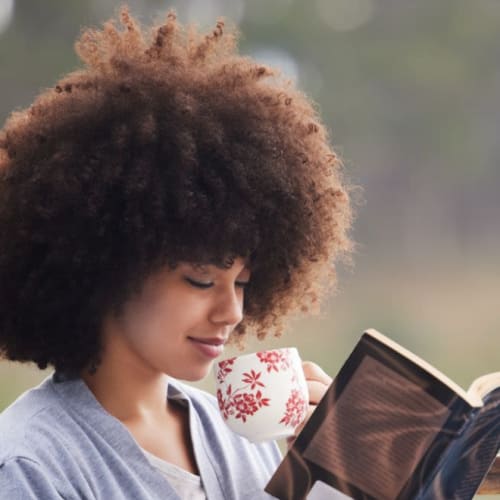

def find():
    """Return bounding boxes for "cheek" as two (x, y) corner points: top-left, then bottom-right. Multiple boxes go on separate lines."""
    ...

(117, 298), (169, 348)
(119, 292), (204, 347)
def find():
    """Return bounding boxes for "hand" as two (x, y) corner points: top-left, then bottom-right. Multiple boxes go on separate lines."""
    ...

(287, 361), (332, 448)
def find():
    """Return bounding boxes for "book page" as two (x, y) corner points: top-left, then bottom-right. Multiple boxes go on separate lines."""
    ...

(467, 372), (500, 403)
(307, 480), (352, 499)
(302, 356), (452, 499)
(365, 329), (478, 406)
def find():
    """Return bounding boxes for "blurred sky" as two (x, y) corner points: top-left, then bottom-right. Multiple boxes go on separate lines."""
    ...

(0, 0), (499, 409)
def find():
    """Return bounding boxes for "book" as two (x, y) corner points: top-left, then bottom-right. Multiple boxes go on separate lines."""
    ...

(265, 328), (500, 500)
(478, 454), (499, 495)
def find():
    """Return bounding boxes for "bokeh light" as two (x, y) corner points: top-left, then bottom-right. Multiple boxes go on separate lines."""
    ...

(0, 0), (14, 35)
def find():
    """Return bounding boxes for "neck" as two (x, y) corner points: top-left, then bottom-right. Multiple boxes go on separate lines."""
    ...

(80, 321), (170, 424)
(82, 365), (169, 424)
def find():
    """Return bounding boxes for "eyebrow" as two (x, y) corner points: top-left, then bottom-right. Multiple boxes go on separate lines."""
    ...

(187, 262), (251, 276)
(188, 263), (210, 274)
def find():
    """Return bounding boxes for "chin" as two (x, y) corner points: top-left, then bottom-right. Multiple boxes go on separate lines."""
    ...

(175, 363), (214, 383)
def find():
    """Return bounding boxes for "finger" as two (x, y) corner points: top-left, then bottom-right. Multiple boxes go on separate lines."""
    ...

(307, 379), (330, 405)
(301, 361), (332, 385)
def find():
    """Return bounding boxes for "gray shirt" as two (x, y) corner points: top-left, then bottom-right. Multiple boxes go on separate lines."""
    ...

(141, 447), (206, 499)
(0, 372), (282, 499)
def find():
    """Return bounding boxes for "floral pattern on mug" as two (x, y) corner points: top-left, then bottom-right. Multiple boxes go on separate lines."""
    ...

(279, 388), (308, 428)
(216, 357), (236, 384)
(217, 371), (271, 422)
(241, 369), (265, 390)
(215, 347), (309, 440)
(257, 349), (292, 373)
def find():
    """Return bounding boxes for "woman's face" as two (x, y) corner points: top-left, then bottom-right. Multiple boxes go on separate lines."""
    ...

(103, 257), (251, 381)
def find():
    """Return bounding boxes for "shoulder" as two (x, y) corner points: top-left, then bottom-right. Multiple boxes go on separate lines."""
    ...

(0, 377), (73, 498)
(0, 375), (77, 466)
(0, 377), (56, 462)
(0, 456), (66, 499)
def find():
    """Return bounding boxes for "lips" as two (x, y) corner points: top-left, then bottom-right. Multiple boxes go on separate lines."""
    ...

(187, 336), (227, 359)
(188, 337), (226, 346)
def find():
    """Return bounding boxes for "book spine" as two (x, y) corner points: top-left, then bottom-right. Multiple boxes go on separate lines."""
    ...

(417, 388), (500, 500)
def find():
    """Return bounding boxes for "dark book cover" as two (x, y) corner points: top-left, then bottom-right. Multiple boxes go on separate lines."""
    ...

(265, 330), (496, 500)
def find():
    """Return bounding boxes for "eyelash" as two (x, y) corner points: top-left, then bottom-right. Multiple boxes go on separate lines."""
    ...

(184, 277), (250, 290)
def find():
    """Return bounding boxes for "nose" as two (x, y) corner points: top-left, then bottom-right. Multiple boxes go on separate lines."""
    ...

(209, 286), (244, 327)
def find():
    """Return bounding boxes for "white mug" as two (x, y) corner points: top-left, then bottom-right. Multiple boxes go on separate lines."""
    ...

(214, 347), (309, 442)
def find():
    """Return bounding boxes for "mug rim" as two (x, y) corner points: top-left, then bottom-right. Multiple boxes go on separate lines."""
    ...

(215, 346), (299, 366)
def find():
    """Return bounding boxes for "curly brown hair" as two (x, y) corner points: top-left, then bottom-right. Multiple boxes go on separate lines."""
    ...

(0, 6), (354, 376)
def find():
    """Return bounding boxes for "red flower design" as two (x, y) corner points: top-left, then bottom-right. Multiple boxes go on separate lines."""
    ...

(216, 357), (236, 384)
(257, 349), (292, 373)
(217, 388), (231, 420)
(216, 369), (272, 424)
(254, 390), (271, 408)
(279, 389), (307, 428)
(233, 393), (259, 422)
(242, 369), (265, 390)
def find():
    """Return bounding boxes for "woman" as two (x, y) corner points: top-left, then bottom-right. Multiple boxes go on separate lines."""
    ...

(0, 7), (353, 499)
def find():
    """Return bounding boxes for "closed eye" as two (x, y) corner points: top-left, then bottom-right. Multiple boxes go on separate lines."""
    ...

(184, 277), (213, 289)
(184, 277), (250, 290)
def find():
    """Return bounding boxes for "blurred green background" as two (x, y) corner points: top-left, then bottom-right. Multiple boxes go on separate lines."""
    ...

(0, 0), (498, 457)
(1, 0), (498, 496)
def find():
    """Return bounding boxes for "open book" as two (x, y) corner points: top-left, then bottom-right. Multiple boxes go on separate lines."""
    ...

(265, 329), (500, 500)
(479, 454), (499, 495)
